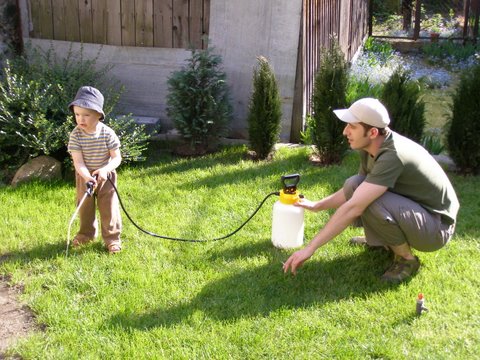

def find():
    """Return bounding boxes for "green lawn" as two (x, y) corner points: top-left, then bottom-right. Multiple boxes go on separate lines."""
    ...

(1, 144), (479, 359)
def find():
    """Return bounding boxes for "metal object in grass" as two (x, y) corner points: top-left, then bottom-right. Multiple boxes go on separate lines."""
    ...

(416, 293), (429, 315)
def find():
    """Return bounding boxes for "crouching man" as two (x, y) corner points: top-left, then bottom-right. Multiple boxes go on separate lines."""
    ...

(283, 98), (459, 283)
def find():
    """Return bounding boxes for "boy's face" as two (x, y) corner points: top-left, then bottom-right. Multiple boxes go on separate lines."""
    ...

(73, 106), (102, 133)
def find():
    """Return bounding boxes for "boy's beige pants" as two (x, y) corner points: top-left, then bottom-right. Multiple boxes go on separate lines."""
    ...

(75, 171), (122, 248)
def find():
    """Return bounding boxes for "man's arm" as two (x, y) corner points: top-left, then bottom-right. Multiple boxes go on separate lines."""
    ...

(283, 181), (388, 275)
(295, 188), (347, 212)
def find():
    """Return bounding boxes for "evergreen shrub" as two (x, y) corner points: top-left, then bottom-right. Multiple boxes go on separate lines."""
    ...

(247, 56), (282, 160)
(447, 64), (480, 175)
(0, 45), (150, 180)
(380, 67), (425, 143)
(166, 47), (232, 152)
(309, 41), (349, 164)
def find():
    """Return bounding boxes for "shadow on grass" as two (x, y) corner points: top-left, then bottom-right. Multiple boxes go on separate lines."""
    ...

(0, 242), (67, 266)
(108, 249), (396, 330)
(0, 240), (108, 268)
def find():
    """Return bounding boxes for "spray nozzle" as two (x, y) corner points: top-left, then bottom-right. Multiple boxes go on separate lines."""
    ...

(86, 175), (97, 197)
(281, 174), (300, 194)
(86, 181), (95, 197)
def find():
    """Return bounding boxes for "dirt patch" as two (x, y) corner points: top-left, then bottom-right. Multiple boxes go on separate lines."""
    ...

(0, 275), (36, 357)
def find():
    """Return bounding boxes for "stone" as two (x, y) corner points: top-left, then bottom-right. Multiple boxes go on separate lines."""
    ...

(11, 156), (62, 187)
(433, 154), (457, 172)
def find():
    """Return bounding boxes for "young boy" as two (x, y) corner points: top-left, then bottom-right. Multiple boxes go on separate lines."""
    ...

(67, 86), (122, 254)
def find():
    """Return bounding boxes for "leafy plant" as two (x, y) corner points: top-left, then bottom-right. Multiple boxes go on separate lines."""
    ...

(346, 77), (383, 105)
(247, 56), (282, 160)
(421, 128), (445, 155)
(363, 37), (395, 66)
(309, 40), (349, 164)
(447, 63), (480, 174)
(166, 47), (232, 151)
(0, 44), (150, 182)
(380, 67), (426, 143)
(0, 65), (67, 167)
(422, 40), (479, 66)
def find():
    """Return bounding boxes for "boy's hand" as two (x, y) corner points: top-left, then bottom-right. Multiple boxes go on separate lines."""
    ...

(92, 168), (108, 183)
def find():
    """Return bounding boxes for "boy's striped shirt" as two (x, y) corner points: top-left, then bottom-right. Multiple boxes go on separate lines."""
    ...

(68, 123), (120, 171)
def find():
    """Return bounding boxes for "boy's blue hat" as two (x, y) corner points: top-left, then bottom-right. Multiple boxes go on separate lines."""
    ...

(69, 86), (106, 120)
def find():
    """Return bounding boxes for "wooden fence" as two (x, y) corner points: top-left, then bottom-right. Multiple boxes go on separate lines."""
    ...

(28, 0), (210, 49)
(291, 0), (369, 141)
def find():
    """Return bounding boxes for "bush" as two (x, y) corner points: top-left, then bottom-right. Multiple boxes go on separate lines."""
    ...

(0, 64), (66, 168)
(447, 64), (480, 175)
(0, 44), (150, 180)
(380, 67), (426, 143)
(247, 56), (282, 160)
(166, 47), (232, 152)
(309, 40), (349, 164)
(346, 77), (383, 105)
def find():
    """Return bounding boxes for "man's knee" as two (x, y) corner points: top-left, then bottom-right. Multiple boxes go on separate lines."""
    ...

(343, 175), (366, 200)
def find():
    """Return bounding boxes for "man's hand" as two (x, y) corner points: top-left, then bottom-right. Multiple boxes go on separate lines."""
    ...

(282, 246), (315, 275)
(294, 198), (320, 212)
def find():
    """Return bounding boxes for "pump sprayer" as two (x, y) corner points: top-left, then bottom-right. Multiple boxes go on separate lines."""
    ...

(271, 174), (305, 249)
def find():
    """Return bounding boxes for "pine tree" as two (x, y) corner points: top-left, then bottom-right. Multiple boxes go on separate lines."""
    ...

(247, 56), (282, 160)
(380, 67), (425, 143)
(447, 63), (480, 174)
(310, 41), (349, 165)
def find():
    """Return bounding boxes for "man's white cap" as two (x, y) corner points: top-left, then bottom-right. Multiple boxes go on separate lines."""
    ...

(333, 98), (390, 128)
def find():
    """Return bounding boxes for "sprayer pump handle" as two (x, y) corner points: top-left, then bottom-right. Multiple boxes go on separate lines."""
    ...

(281, 173), (300, 194)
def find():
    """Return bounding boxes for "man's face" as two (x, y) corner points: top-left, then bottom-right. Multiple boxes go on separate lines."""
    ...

(342, 122), (372, 150)
(73, 106), (102, 134)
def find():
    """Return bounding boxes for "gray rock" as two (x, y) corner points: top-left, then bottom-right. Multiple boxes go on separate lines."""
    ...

(433, 154), (457, 172)
(11, 156), (62, 187)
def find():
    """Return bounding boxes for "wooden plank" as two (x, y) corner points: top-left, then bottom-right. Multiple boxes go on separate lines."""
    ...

(29, 0), (54, 38)
(79, 0), (93, 43)
(52, 0), (66, 40)
(189, 0), (203, 48)
(153, 0), (173, 47)
(92, 0), (107, 44)
(64, 0), (80, 42)
(135, 0), (154, 46)
(172, 0), (189, 48)
(106, 0), (122, 45)
(121, 0), (136, 46)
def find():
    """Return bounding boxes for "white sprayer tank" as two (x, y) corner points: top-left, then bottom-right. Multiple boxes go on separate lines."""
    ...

(271, 189), (304, 249)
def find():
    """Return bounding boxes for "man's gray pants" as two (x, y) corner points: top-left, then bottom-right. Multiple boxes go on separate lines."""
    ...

(343, 175), (455, 252)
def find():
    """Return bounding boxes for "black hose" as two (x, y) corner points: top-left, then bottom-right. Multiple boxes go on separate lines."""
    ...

(107, 177), (279, 243)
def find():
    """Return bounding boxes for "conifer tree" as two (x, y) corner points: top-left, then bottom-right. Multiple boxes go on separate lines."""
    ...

(310, 41), (349, 164)
(447, 63), (480, 174)
(247, 56), (282, 160)
(380, 67), (425, 143)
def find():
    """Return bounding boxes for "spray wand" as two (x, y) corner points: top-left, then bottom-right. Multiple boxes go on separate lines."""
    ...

(66, 178), (96, 256)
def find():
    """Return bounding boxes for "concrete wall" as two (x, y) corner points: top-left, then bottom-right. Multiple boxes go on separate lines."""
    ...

(17, 0), (302, 141)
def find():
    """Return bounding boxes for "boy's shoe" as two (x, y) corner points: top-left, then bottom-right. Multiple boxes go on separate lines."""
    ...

(349, 236), (390, 251)
(381, 255), (420, 283)
(72, 235), (93, 247)
(107, 243), (122, 254)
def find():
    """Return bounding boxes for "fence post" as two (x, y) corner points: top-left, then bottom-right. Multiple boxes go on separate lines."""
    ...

(413, 0), (421, 40)
(464, 0), (472, 44)
(368, 0), (373, 37)
(473, 0), (480, 44)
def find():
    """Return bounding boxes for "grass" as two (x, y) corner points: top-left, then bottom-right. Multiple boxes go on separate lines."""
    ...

(1, 143), (479, 359)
